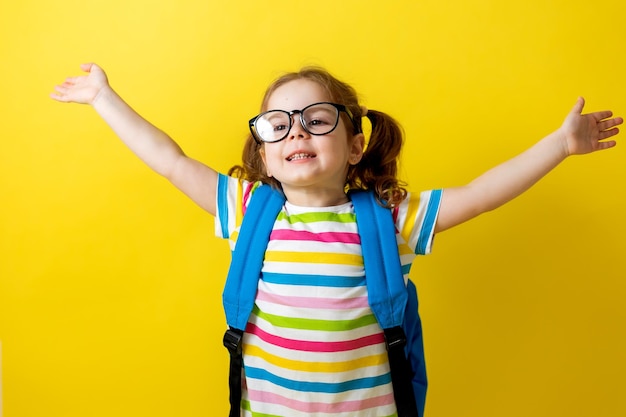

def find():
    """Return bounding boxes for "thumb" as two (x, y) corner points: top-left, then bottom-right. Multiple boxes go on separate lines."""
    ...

(571, 96), (585, 115)
(80, 62), (96, 73)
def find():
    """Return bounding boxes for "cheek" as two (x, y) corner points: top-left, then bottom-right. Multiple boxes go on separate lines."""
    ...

(261, 146), (275, 163)
(260, 145), (279, 175)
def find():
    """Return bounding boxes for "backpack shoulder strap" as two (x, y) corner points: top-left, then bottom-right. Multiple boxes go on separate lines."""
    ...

(222, 184), (285, 331)
(222, 184), (285, 417)
(350, 189), (420, 417)
(350, 190), (407, 328)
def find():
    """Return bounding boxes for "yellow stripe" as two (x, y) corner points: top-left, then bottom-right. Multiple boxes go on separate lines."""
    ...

(400, 195), (420, 245)
(244, 344), (387, 373)
(235, 180), (244, 226)
(264, 251), (363, 266)
(397, 243), (413, 256)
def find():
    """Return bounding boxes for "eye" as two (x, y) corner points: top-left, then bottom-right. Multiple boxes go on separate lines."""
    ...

(273, 123), (288, 131)
(306, 108), (335, 127)
(262, 112), (290, 132)
(308, 118), (328, 126)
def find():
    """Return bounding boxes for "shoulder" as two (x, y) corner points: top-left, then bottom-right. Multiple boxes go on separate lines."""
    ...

(216, 174), (269, 239)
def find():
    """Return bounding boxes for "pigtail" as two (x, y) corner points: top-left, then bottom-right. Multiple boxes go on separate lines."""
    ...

(346, 110), (407, 208)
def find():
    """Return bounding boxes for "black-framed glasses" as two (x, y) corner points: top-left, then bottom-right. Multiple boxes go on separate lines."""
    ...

(249, 102), (360, 144)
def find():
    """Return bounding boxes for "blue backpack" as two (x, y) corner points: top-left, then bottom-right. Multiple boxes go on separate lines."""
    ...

(222, 185), (428, 417)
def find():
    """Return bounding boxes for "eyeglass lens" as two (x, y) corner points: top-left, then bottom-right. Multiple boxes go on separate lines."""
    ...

(255, 103), (339, 143)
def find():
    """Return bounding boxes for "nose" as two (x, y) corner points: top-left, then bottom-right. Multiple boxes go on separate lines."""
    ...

(288, 111), (308, 140)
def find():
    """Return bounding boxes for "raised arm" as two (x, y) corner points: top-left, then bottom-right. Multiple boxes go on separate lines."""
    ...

(435, 97), (622, 233)
(51, 63), (218, 215)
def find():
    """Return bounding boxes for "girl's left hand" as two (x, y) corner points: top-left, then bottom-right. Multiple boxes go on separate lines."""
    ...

(561, 97), (622, 156)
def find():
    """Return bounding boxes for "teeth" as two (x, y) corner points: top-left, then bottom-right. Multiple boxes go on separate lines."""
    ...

(288, 153), (313, 161)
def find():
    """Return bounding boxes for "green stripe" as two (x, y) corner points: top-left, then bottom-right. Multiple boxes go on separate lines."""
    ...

(241, 400), (281, 417)
(276, 211), (355, 224)
(252, 305), (377, 331)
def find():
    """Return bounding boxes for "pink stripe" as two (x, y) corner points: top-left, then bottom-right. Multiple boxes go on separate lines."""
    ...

(247, 389), (395, 413)
(246, 323), (385, 352)
(392, 206), (399, 225)
(270, 229), (360, 244)
(241, 182), (256, 215)
(255, 289), (369, 309)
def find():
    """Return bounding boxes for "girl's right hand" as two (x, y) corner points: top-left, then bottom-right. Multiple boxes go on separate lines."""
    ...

(50, 63), (109, 105)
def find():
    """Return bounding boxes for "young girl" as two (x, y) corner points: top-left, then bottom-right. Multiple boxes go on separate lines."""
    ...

(51, 63), (621, 417)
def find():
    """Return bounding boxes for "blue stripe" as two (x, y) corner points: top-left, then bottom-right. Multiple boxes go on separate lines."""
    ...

(244, 366), (391, 393)
(217, 173), (229, 239)
(416, 189), (442, 255)
(261, 272), (366, 288)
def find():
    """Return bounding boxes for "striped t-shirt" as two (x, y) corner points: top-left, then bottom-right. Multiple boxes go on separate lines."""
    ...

(215, 174), (442, 417)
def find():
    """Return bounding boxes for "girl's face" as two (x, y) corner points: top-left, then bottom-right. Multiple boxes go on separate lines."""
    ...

(260, 79), (364, 207)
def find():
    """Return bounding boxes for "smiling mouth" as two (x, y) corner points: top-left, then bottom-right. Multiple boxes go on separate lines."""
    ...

(287, 152), (316, 161)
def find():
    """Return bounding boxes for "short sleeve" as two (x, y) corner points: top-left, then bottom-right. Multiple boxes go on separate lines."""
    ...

(214, 174), (259, 241)
(395, 189), (443, 255)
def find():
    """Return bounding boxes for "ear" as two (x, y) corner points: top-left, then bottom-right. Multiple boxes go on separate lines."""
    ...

(348, 133), (365, 165)
(259, 146), (272, 177)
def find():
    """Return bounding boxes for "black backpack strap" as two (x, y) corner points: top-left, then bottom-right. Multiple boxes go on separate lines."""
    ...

(221, 184), (285, 417)
(350, 190), (419, 417)
(223, 328), (244, 417)
(385, 327), (420, 417)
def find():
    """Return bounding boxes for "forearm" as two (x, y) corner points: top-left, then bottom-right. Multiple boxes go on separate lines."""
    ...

(436, 130), (569, 232)
(469, 130), (568, 211)
(92, 86), (185, 178)
(51, 63), (223, 214)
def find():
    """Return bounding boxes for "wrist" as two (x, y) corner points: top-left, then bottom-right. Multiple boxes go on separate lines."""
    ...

(91, 84), (114, 108)
(551, 127), (572, 159)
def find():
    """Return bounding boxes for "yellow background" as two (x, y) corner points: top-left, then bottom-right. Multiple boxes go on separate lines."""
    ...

(1, 0), (625, 416)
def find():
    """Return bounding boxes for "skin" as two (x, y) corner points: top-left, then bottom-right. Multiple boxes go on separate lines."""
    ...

(435, 98), (622, 232)
(52, 63), (219, 214)
(259, 79), (365, 207)
(51, 63), (623, 232)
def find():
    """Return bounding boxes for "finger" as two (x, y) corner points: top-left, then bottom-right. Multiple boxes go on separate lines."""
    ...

(590, 110), (614, 121)
(571, 96), (585, 115)
(598, 117), (623, 131)
(80, 63), (94, 72)
(595, 139), (617, 150)
(64, 76), (80, 85)
(598, 127), (620, 141)
(54, 84), (70, 95)
(61, 81), (76, 88)
(610, 116), (623, 127)
(50, 92), (69, 102)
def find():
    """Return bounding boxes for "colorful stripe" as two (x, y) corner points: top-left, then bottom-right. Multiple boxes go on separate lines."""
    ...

(245, 390), (396, 414)
(255, 289), (368, 309)
(261, 272), (366, 287)
(416, 189), (442, 254)
(244, 391), (396, 415)
(277, 211), (355, 224)
(244, 366), (392, 393)
(400, 193), (420, 250)
(216, 174), (229, 238)
(252, 305), (377, 331)
(263, 251), (363, 266)
(245, 323), (384, 352)
(270, 229), (360, 244)
(243, 344), (387, 373)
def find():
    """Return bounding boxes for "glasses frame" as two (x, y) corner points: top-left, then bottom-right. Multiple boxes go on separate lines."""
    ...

(249, 101), (360, 144)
